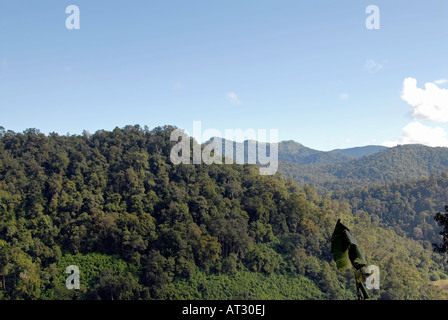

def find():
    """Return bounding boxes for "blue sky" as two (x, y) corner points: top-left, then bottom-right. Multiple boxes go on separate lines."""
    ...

(1, 0), (447, 150)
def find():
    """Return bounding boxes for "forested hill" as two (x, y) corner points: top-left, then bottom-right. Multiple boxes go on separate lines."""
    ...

(209, 138), (387, 166)
(0, 126), (447, 300)
(276, 140), (355, 165)
(279, 144), (448, 194)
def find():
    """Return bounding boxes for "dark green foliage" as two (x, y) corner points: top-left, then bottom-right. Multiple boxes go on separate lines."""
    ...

(0, 126), (446, 300)
(335, 172), (448, 244)
(433, 205), (448, 258)
(331, 220), (366, 271)
(331, 220), (369, 300)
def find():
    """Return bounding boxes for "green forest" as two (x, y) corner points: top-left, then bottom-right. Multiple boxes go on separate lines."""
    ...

(334, 173), (448, 245)
(0, 125), (447, 300)
(279, 144), (448, 194)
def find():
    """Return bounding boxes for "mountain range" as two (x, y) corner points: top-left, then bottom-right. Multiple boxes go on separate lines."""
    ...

(329, 145), (388, 158)
(279, 143), (448, 193)
(207, 137), (448, 194)
(208, 137), (388, 165)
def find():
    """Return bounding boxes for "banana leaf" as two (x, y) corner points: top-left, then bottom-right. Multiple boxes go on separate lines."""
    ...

(331, 219), (367, 271)
(358, 280), (371, 300)
(331, 219), (370, 300)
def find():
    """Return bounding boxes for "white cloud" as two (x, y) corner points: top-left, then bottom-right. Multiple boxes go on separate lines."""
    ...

(382, 121), (448, 147)
(172, 82), (184, 90)
(382, 141), (396, 147)
(227, 92), (242, 105)
(364, 59), (383, 73)
(339, 93), (349, 100)
(401, 77), (448, 122)
(384, 77), (448, 148)
(434, 79), (448, 85)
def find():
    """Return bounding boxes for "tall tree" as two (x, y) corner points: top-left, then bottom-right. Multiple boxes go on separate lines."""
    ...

(433, 205), (448, 260)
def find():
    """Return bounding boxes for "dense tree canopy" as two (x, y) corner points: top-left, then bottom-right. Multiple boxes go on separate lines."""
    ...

(0, 125), (446, 299)
(334, 172), (448, 244)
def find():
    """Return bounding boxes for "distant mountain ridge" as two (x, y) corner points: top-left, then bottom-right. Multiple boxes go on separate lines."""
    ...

(276, 140), (355, 165)
(207, 137), (386, 166)
(207, 138), (448, 194)
(279, 144), (448, 193)
(330, 145), (388, 158)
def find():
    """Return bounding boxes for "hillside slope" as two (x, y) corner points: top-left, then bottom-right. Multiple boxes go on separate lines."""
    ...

(0, 126), (446, 300)
(334, 172), (448, 245)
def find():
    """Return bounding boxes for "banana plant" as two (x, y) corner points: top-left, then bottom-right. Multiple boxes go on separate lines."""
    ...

(331, 219), (370, 300)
